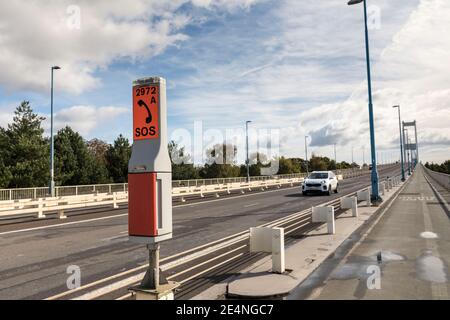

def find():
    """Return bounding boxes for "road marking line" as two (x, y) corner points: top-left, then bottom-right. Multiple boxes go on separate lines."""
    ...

(79, 245), (249, 301)
(167, 245), (247, 280)
(178, 253), (246, 285)
(45, 264), (149, 300)
(244, 203), (259, 208)
(73, 272), (146, 300)
(116, 293), (132, 300)
(173, 185), (300, 209)
(0, 214), (128, 236)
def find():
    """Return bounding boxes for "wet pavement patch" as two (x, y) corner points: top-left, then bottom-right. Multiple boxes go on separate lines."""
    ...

(375, 250), (405, 262)
(330, 262), (372, 280)
(416, 250), (448, 284)
(330, 250), (405, 280)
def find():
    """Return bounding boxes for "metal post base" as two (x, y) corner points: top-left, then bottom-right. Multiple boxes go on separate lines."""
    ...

(370, 196), (383, 206)
(140, 266), (169, 289)
(140, 243), (165, 290)
(130, 282), (180, 300)
(128, 242), (180, 300)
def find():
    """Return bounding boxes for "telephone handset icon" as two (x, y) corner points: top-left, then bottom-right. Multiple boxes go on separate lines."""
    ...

(138, 100), (152, 124)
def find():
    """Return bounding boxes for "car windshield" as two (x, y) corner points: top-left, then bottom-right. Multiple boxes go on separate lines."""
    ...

(308, 173), (328, 179)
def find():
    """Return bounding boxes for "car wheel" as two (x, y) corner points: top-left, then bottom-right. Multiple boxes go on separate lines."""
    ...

(334, 184), (339, 193)
(328, 186), (332, 196)
(302, 191), (307, 196)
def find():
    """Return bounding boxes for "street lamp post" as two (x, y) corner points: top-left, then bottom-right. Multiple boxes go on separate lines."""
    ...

(404, 127), (408, 174)
(393, 105), (405, 181)
(245, 120), (252, 182)
(348, 0), (380, 203)
(50, 66), (61, 197)
(305, 136), (309, 175)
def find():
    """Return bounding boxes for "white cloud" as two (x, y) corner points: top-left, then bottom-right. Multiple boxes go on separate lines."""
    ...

(0, 104), (15, 129)
(1, 0), (448, 164)
(0, 0), (260, 95)
(166, 0), (448, 164)
(43, 105), (128, 137)
(250, 0), (450, 161)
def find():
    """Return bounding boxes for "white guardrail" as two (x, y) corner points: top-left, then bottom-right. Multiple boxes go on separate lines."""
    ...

(0, 177), (302, 219)
(0, 164), (398, 220)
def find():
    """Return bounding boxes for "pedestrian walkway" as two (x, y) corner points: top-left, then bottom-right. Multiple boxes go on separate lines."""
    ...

(290, 165), (450, 300)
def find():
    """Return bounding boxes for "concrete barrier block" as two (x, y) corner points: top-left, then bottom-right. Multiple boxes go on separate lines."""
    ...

(249, 227), (285, 274)
(340, 196), (358, 217)
(249, 227), (272, 253)
(272, 227), (285, 274)
(379, 182), (385, 195)
(357, 190), (371, 207)
(312, 206), (335, 234)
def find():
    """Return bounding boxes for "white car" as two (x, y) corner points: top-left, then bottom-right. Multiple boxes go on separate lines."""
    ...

(302, 171), (339, 196)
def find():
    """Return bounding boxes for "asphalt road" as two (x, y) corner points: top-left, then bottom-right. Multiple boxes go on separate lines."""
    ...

(288, 165), (450, 300)
(0, 166), (400, 300)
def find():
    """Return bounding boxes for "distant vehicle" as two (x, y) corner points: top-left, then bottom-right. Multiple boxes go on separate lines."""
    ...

(302, 171), (339, 196)
(369, 164), (373, 170)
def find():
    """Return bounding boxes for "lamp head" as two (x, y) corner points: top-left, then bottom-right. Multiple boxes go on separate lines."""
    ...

(348, 0), (363, 5)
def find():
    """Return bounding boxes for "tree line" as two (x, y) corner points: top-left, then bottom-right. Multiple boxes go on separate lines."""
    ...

(425, 160), (450, 174)
(0, 101), (360, 189)
(0, 101), (130, 188)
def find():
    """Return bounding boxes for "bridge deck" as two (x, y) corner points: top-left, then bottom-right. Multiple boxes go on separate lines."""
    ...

(289, 165), (450, 299)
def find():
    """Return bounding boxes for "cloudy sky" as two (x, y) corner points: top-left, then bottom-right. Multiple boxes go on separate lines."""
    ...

(0, 0), (448, 165)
